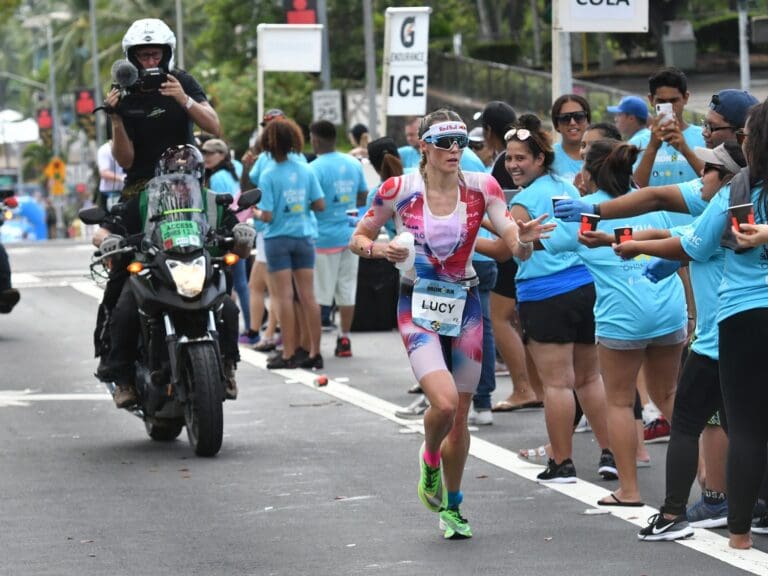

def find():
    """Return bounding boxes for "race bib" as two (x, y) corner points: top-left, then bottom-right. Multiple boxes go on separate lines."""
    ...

(411, 278), (466, 337)
(159, 220), (202, 250)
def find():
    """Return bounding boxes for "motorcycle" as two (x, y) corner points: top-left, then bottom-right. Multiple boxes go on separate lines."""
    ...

(0, 187), (20, 314)
(80, 175), (260, 456)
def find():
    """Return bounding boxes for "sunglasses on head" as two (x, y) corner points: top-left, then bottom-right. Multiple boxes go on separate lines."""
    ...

(427, 134), (469, 150)
(504, 128), (531, 142)
(555, 111), (588, 125)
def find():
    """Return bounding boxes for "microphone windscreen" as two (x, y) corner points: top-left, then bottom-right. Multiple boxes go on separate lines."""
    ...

(111, 59), (138, 88)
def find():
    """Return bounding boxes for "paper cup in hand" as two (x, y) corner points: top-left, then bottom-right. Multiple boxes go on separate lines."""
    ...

(579, 213), (600, 234)
(394, 232), (415, 271)
(729, 203), (755, 233)
(552, 196), (570, 214)
(614, 226), (633, 244)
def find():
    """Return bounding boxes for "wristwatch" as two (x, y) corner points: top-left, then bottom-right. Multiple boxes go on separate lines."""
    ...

(184, 96), (194, 110)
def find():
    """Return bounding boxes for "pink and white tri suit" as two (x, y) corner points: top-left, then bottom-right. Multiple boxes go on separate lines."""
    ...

(360, 171), (512, 393)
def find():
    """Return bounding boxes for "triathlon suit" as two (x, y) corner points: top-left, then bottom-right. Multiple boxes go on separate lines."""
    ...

(360, 170), (512, 393)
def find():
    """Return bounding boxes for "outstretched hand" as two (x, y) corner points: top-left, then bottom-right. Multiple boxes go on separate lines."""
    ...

(734, 223), (768, 248)
(578, 230), (613, 249)
(518, 213), (556, 243)
(554, 198), (592, 222)
(612, 239), (643, 260)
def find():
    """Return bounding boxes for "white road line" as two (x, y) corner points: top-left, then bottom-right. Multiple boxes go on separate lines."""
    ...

(69, 280), (768, 574)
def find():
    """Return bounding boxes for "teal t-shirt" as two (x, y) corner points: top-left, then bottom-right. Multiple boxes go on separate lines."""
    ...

(309, 151), (368, 249)
(460, 148), (487, 173)
(248, 151), (307, 186)
(676, 177), (708, 217)
(544, 189), (686, 340)
(681, 183), (768, 324)
(259, 158), (325, 239)
(629, 125), (705, 227)
(510, 173), (583, 281)
(670, 221), (722, 360)
(398, 145), (420, 173)
(551, 142), (582, 185)
(208, 169), (239, 195)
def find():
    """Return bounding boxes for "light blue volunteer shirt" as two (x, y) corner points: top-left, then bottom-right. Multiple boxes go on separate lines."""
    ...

(398, 145), (420, 173)
(259, 158), (324, 239)
(676, 178), (708, 217)
(248, 151), (307, 186)
(669, 221), (723, 360)
(544, 189), (686, 340)
(630, 125), (705, 227)
(309, 151), (368, 249)
(208, 169), (239, 195)
(460, 148), (487, 173)
(511, 173), (592, 301)
(551, 142), (582, 185)
(681, 183), (768, 324)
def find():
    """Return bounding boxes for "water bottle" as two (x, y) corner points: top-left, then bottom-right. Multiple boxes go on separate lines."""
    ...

(394, 231), (415, 271)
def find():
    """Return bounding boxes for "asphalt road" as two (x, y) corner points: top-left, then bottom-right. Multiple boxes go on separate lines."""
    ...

(2, 240), (768, 575)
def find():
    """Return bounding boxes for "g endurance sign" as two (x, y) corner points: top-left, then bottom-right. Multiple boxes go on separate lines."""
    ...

(382, 7), (432, 116)
(555, 0), (648, 33)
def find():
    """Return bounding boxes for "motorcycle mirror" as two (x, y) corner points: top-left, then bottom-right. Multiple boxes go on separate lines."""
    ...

(215, 194), (234, 206)
(79, 206), (107, 225)
(238, 188), (261, 209)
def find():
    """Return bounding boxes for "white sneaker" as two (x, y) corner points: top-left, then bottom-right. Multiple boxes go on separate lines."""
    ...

(468, 407), (493, 426)
(395, 395), (429, 419)
(574, 415), (592, 433)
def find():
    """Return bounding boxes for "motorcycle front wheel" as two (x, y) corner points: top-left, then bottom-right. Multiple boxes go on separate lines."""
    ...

(182, 344), (223, 457)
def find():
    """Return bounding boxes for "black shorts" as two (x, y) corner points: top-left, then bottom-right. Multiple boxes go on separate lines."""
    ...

(491, 258), (518, 299)
(518, 283), (596, 344)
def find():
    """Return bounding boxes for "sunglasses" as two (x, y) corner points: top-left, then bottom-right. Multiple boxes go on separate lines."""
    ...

(736, 129), (749, 145)
(427, 134), (469, 150)
(702, 122), (735, 134)
(504, 128), (531, 142)
(555, 111), (588, 125)
(468, 141), (485, 151)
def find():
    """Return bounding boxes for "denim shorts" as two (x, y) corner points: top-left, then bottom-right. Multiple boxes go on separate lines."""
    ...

(597, 326), (687, 350)
(264, 235), (316, 272)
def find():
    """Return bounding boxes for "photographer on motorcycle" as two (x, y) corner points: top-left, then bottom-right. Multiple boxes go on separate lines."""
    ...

(105, 18), (220, 199)
(0, 189), (20, 314)
(100, 145), (255, 408)
(94, 17), (220, 380)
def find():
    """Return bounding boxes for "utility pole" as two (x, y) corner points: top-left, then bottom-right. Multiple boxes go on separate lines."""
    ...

(738, 0), (750, 91)
(317, 0), (331, 89)
(362, 0), (377, 138)
(175, 0), (185, 69)
(88, 0), (104, 146)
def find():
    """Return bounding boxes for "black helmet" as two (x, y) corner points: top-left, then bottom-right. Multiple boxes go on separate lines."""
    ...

(156, 145), (204, 182)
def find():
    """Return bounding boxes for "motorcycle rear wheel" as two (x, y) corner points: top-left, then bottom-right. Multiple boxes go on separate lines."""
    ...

(183, 344), (223, 457)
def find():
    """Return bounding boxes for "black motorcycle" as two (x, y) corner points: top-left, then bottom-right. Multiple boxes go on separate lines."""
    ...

(0, 187), (20, 314)
(80, 175), (260, 456)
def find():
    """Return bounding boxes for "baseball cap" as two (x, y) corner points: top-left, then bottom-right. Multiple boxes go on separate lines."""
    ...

(709, 89), (759, 129)
(469, 127), (484, 143)
(694, 143), (743, 175)
(606, 96), (649, 122)
(201, 138), (228, 154)
(475, 101), (517, 139)
(261, 108), (285, 127)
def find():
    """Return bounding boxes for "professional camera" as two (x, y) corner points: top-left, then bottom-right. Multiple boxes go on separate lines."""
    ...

(110, 60), (167, 96)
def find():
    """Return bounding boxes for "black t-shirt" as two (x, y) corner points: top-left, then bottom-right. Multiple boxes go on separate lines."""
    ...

(491, 150), (515, 189)
(119, 69), (207, 186)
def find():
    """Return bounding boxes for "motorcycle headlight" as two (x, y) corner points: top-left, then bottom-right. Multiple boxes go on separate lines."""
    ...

(166, 256), (205, 298)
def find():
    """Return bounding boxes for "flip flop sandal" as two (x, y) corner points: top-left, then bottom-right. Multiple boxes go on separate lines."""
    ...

(517, 445), (549, 464)
(597, 493), (645, 507)
(492, 400), (544, 412)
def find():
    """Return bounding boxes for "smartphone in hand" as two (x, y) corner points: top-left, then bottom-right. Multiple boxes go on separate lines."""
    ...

(655, 103), (675, 126)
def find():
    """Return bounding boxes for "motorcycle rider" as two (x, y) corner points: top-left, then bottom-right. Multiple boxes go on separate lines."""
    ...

(94, 18), (221, 376)
(101, 145), (255, 407)
(0, 189), (20, 313)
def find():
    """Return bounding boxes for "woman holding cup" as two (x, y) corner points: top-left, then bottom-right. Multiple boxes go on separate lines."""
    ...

(543, 139), (687, 507)
(502, 114), (614, 484)
(350, 109), (552, 539)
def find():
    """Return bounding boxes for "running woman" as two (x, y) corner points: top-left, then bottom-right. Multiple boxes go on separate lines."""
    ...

(350, 109), (552, 539)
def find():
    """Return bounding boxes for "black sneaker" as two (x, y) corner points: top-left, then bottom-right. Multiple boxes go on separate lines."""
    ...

(299, 353), (324, 370)
(638, 513), (694, 541)
(752, 514), (768, 535)
(536, 458), (577, 484)
(598, 449), (618, 480)
(334, 336), (352, 358)
(266, 355), (297, 370)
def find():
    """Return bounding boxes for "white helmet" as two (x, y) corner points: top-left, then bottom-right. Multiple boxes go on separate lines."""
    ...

(122, 18), (176, 72)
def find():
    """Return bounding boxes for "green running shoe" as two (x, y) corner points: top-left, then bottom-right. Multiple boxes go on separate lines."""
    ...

(417, 442), (443, 512)
(439, 507), (473, 539)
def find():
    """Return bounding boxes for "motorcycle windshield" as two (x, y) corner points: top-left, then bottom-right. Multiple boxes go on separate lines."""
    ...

(144, 174), (209, 255)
